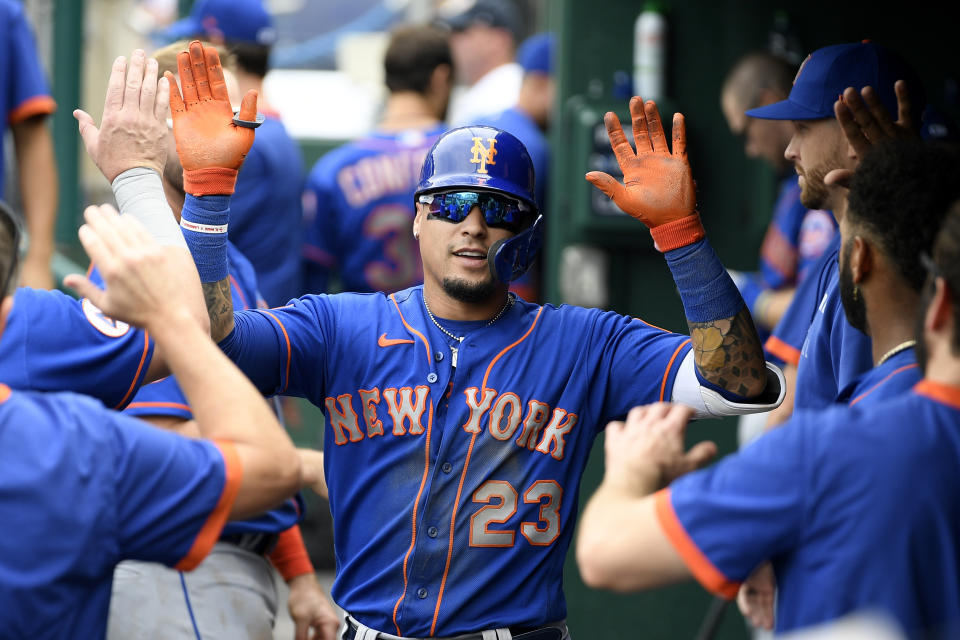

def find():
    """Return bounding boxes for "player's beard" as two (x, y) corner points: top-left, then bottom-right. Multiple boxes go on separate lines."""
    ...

(442, 275), (498, 304)
(164, 159), (185, 196)
(838, 241), (868, 334)
(798, 163), (831, 210)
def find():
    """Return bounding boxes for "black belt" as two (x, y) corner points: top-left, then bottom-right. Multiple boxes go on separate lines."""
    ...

(219, 532), (279, 555)
(342, 620), (563, 640)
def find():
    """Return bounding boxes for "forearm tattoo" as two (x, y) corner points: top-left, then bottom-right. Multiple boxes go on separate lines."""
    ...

(688, 307), (767, 398)
(202, 278), (235, 343)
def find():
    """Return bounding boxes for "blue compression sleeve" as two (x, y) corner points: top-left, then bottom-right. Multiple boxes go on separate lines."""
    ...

(218, 310), (284, 395)
(664, 238), (757, 401)
(180, 194), (229, 283)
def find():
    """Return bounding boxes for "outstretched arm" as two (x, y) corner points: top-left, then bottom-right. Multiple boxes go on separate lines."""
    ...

(587, 97), (767, 399)
(166, 41), (258, 342)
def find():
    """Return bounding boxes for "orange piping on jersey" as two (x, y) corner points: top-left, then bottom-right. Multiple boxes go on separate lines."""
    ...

(125, 401), (192, 412)
(849, 363), (919, 406)
(392, 401), (434, 636)
(431, 306), (544, 635)
(114, 331), (150, 409)
(7, 95), (56, 125)
(765, 335), (800, 365)
(175, 440), (243, 571)
(659, 339), (692, 401)
(390, 293), (432, 365)
(636, 317), (671, 333)
(261, 310), (292, 393)
(85, 261), (95, 278)
(229, 274), (249, 309)
(0, 384), (10, 404)
(914, 379), (960, 410)
(654, 489), (740, 600)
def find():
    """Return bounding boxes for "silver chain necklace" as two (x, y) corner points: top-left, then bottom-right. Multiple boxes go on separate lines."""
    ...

(423, 293), (515, 367)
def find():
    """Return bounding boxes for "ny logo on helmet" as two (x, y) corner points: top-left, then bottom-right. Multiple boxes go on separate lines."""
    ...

(470, 137), (498, 174)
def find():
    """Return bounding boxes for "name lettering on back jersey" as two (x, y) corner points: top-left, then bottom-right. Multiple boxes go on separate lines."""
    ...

(324, 386), (575, 460)
(470, 137), (498, 174)
(337, 149), (429, 208)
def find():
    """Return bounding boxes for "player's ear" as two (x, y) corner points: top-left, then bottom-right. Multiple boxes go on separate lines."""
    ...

(0, 295), (14, 342)
(850, 235), (870, 283)
(413, 203), (424, 239)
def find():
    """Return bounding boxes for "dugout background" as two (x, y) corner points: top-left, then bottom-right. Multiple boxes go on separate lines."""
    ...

(32, 0), (960, 638)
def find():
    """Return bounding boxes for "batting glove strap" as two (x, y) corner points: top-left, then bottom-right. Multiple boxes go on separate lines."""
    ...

(650, 212), (705, 252)
(181, 194), (229, 283)
(183, 167), (239, 196)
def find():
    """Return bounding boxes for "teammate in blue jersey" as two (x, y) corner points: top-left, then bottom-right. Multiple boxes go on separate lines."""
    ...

(0, 196), (306, 639)
(721, 52), (837, 347)
(0, 49), (215, 405)
(81, 46), (338, 640)
(302, 25), (452, 295)
(1, 0), (58, 289)
(577, 200), (960, 637)
(752, 41), (926, 424)
(173, 41), (784, 639)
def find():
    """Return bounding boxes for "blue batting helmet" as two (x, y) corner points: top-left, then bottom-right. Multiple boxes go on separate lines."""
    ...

(415, 126), (542, 283)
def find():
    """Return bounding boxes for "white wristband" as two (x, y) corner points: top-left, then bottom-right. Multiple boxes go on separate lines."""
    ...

(179, 218), (228, 234)
(111, 167), (187, 249)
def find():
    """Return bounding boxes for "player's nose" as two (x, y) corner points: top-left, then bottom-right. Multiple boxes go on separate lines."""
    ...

(459, 206), (488, 236)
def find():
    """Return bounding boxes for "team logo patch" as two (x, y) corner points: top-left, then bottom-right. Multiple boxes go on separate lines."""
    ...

(470, 137), (498, 174)
(82, 298), (131, 337)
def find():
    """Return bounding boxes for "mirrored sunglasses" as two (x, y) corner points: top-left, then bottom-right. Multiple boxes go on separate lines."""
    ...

(418, 191), (531, 229)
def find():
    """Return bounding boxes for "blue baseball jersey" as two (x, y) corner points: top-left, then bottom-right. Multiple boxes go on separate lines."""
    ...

(0, 383), (241, 639)
(302, 125), (446, 294)
(765, 233), (873, 409)
(92, 244), (304, 538)
(836, 346), (920, 407)
(657, 380), (960, 636)
(1, 0), (56, 196)
(219, 286), (692, 636)
(230, 115), (305, 307)
(0, 287), (154, 409)
(733, 177), (835, 346)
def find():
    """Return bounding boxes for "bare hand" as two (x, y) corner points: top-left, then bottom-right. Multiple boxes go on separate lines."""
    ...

(825, 80), (917, 188)
(586, 96), (697, 228)
(167, 40), (257, 172)
(63, 204), (202, 332)
(602, 403), (716, 495)
(737, 562), (776, 631)
(287, 573), (341, 640)
(74, 50), (170, 183)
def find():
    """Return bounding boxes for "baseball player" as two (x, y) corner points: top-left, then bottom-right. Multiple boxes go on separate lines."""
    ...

(0, 49), (209, 403)
(576, 197), (960, 637)
(1, 0), (58, 289)
(76, 46), (338, 640)
(171, 40), (783, 639)
(302, 24), (451, 295)
(0, 200), (305, 639)
(756, 42), (925, 425)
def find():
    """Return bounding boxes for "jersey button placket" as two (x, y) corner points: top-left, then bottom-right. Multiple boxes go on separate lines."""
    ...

(416, 587), (428, 599)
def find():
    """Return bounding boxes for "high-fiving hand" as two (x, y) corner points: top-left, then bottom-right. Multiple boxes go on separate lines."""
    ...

(586, 96), (697, 229)
(166, 40), (258, 195)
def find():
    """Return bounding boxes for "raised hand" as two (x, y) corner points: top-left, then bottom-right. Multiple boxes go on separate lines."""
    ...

(63, 204), (202, 332)
(586, 96), (697, 229)
(166, 40), (258, 195)
(825, 80), (918, 188)
(602, 403), (717, 495)
(74, 50), (170, 182)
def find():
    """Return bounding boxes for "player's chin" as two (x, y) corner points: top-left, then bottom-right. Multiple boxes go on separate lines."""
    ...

(441, 274), (498, 304)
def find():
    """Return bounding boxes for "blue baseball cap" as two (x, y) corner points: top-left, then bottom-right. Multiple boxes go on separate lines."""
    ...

(157, 0), (276, 46)
(517, 32), (554, 75)
(745, 41), (923, 121)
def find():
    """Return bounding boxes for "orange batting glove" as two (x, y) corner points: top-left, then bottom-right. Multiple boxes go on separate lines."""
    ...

(165, 40), (257, 196)
(586, 96), (703, 251)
